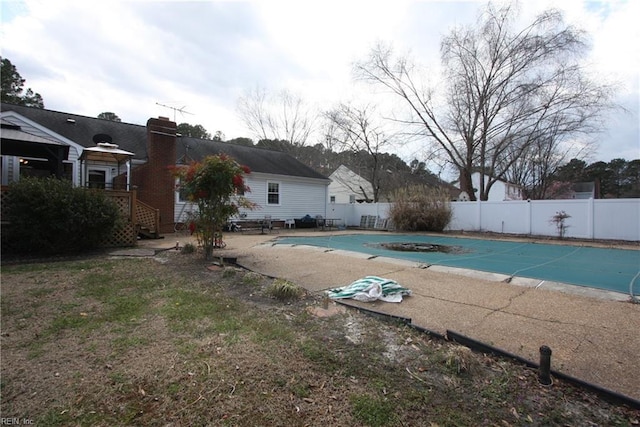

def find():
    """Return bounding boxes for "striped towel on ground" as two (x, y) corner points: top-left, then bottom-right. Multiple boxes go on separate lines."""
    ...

(327, 276), (412, 303)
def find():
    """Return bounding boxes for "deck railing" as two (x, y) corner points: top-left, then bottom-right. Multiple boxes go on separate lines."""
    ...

(135, 198), (160, 237)
(103, 189), (138, 247)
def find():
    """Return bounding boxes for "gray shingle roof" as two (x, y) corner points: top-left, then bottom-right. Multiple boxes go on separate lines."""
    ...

(177, 137), (328, 179)
(1, 103), (148, 159)
(1, 103), (328, 180)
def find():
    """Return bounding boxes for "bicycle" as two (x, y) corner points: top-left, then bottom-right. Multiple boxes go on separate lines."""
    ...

(174, 221), (189, 235)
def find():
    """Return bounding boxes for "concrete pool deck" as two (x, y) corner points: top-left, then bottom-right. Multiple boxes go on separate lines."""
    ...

(139, 230), (640, 404)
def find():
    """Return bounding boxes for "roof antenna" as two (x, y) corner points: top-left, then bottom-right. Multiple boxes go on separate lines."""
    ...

(155, 102), (194, 122)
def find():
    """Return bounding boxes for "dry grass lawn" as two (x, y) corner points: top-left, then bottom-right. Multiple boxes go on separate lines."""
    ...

(1, 249), (638, 426)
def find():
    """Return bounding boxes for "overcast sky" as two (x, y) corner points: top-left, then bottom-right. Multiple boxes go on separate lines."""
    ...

(2, 0), (638, 168)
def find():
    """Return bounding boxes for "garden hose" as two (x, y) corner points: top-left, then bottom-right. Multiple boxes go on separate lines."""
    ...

(630, 271), (640, 304)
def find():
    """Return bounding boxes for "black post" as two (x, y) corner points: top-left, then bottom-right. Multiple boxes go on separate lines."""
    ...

(539, 345), (552, 386)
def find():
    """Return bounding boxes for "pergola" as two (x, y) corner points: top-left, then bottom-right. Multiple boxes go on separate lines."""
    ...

(79, 142), (134, 190)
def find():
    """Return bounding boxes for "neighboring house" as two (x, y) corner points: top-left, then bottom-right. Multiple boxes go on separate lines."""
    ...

(327, 165), (374, 204)
(570, 182), (599, 199)
(454, 190), (471, 202)
(434, 181), (467, 202)
(454, 172), (523, 201)
(1, 103), (330, 235)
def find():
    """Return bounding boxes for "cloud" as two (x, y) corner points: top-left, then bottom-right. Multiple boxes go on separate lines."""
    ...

(1, 0), (637, 161)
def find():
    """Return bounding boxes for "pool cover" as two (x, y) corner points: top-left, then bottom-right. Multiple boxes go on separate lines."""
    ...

(274, 234), (640, 295)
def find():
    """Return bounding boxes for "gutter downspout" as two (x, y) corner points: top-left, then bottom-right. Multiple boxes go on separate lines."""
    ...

(324, 181), (329, 219)
(80, 158), (85, 188)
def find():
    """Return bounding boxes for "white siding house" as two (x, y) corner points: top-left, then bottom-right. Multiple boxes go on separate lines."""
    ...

(328, 165), (374, 204)
(2, 102), (331, 233)
(174, 172), (329, 224)
(172, 135), (330, 225)
(455, 172), (523, 201)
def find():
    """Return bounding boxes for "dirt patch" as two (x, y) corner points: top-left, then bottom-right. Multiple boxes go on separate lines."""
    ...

(1, 249), (638, 426)
(306, 301), (347, 318)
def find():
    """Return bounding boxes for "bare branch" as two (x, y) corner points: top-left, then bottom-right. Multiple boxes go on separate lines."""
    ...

(236, 87), (316, 146)
(354, 3), (615, 201)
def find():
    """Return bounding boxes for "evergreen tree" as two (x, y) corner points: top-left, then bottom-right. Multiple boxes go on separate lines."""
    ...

(0, 57), (44, 108)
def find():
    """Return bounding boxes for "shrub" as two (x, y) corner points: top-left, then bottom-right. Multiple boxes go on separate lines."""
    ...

(266, 279), (304, 301)
(444, 345), (480, 375)
(550, 210), (571, 239)
(171, 155), (255, 260)
(180, 242), (197, 254)
(389, 185), (452, 232)
(4, 177), (121, 254)
(242, 272), (263, 286)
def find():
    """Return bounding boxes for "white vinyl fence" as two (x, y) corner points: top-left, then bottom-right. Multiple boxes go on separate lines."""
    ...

(327, 198), (640, 242)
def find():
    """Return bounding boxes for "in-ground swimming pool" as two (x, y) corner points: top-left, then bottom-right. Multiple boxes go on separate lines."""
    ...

(274, 234), (640, 295)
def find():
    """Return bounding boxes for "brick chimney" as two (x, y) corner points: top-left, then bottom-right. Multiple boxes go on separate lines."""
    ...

(132, 117), (178, 234)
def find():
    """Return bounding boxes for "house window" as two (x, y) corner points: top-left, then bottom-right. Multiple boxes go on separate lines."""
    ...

(2, 157), (72, 185)
(62, 161), (73, 182)
(19, 157), (50, 179)
(88, 169), (106, 189)
(178, 187), (188, 203)
(267, 182), (280, 205)
(349, 195), (356, 204)
(330, 195), (336, 203)
(176, 178), (189, 202)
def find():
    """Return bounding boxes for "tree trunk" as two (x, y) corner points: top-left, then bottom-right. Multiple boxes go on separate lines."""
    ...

(459, 170), (476, 201)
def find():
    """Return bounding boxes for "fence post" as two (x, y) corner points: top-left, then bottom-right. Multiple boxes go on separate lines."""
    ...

(527, 199), (532, 235)
(538, 345), (552, 386)
(587, 197), (594, 239)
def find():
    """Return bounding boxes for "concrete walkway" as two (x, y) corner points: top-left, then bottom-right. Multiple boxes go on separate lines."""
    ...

(136, 230), (640, 403)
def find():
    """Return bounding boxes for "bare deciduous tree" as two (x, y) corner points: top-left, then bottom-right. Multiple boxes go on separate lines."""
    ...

(324, 103), (396, 202)
(354, 2), (615, 200)
(502, 131), (594, 199)
(237, 87), (315, 146)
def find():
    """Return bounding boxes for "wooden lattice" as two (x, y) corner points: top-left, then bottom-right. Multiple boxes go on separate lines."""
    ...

(105, 190), (133, 221)
(136, 200), (159, 234)
(102, 191), (137, 246)
(101, 222), (137, 247)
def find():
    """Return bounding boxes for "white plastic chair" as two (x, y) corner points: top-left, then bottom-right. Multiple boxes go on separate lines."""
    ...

(262, 215), (272, 234)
